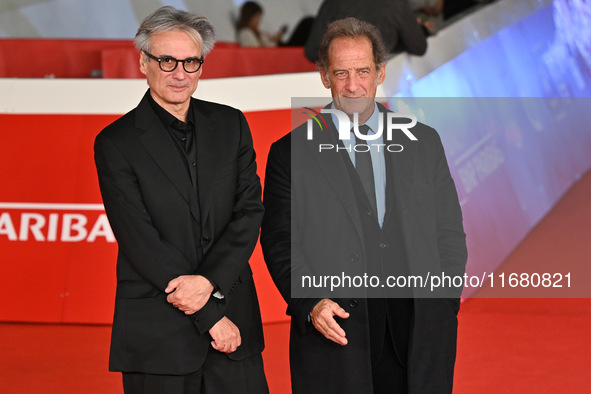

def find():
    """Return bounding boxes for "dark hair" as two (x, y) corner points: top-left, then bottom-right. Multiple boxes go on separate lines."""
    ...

(135, 6), (216, 59)
(237, 1), (263, 31)
(317, 17), (387, 71)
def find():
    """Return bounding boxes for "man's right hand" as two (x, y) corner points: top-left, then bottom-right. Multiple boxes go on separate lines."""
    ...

(165, 275), (214, 315)
(310, 299), (350, 345)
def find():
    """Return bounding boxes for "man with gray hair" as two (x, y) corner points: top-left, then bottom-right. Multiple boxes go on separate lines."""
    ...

(262, 17), (466, 393)
(94, 6), (268, 393)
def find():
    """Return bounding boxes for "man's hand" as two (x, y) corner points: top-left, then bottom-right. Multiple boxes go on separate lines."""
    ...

(209, 316), (241, 353)
(310, 299), (350, 345)
(165, 275), (215, 315)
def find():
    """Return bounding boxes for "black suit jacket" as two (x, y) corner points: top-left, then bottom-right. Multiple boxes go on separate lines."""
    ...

(261, 103), (467, 393)
(94, 91), (265, 374)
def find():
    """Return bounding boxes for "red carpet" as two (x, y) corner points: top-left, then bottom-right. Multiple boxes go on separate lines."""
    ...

(1, 170), (590, 393)
(454, 168), (591, 393)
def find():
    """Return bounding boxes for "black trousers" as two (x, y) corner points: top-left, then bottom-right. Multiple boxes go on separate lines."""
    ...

(368, 298), (411, 394)
(122, 349), (268, 394)
(372, 329), (408, 394)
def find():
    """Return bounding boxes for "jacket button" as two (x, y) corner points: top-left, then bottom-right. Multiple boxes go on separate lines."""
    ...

(379, 243), (388, 248)
(201, 236), (210, 245)
(366, 210), (373, 216)
(350, 254), (359, 262)
(349, 299), (358, 308)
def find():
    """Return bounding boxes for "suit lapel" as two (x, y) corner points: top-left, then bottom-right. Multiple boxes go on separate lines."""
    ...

(137, 96), (192, 200)
(192, 101), (219, 226)
(136, 93), (200, 223)
(304, 119), (365, 243)
(383, 116), (417, 229)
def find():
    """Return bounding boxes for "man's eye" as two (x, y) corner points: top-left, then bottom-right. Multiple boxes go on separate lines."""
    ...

(185, 59), (195, 65)
(161, 57), (175, 64)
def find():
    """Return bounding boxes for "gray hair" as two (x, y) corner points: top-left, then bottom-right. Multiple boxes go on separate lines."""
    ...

(317, 17), (387, 72)
(134, 6), (216, 58)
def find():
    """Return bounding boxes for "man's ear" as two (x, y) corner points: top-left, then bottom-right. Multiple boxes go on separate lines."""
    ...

(319, 69), (331, 89)
(377, 64), (386, 85)
(139, 52), (148, 76)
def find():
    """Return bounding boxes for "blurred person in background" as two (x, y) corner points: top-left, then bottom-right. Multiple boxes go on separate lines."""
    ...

(407, 0), (445, 32)
(236, 1), (286, 46)
(305, 0), (432, 62)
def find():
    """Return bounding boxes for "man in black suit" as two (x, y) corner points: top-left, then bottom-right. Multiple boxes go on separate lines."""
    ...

(94, 6), (267, 393)
(261, 18), (467, 393)
(304, 0), (430, 62)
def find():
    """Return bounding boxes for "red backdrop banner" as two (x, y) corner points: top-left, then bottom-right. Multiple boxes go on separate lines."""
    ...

(0, 110), (292, 325)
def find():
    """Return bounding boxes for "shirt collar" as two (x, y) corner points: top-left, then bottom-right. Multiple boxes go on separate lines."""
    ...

(147, 90), (194, 130)
(329, 101), (380, 135)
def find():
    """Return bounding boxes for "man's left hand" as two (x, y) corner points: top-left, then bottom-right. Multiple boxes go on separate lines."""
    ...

(165, 275), (215, 314)
(209, 316), (241, 353)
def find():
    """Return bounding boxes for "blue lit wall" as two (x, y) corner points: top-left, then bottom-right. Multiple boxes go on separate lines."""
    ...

(389, 0), (591, 297)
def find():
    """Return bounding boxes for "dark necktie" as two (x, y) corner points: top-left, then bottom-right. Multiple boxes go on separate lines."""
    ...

(355, 125), (377, 214)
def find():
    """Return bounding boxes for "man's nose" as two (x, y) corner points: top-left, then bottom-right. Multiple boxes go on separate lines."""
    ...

(346, 73), (360, 92)
(171, 64), (187, 79)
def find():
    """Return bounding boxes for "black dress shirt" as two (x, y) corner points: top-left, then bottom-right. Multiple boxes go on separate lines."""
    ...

(147, 92), (198, 188)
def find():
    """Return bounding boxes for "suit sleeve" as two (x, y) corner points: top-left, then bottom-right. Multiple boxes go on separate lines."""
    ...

(260, 140), (321, 333)
(191, 110), (264, 333)
(94, 132), (194, 291)
(433, 131), (468, 299)
(303, 1), (327, 62)
(394, 2), (428, 56)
